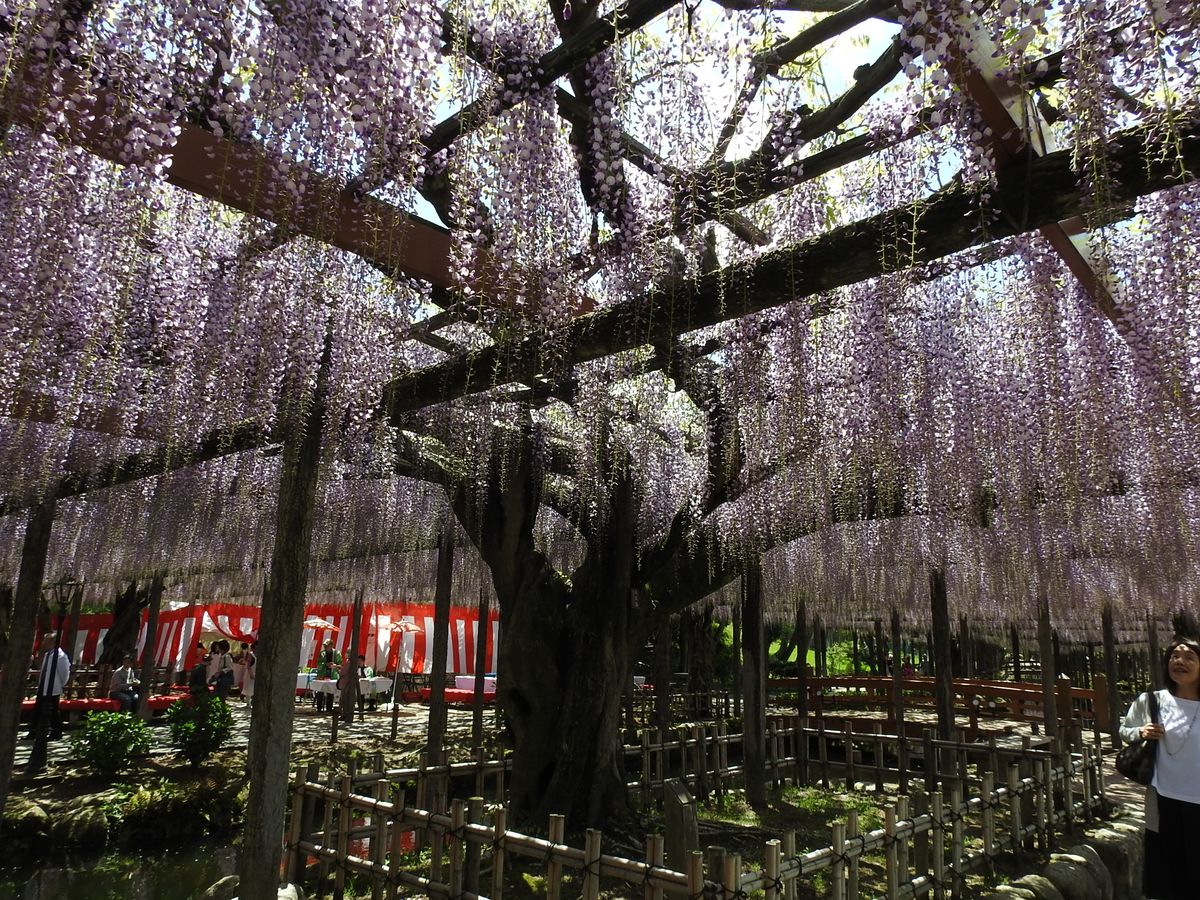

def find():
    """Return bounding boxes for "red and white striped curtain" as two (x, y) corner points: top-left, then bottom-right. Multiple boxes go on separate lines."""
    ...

(75, 602), (499, 675)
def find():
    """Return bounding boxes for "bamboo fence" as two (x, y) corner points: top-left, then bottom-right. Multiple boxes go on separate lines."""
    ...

(285, 728), (1108, 899)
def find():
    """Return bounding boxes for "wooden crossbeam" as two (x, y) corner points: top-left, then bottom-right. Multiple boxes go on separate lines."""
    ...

(942, 19), (1191, 414)
(3, 72), (455, 288)
(380, 115), (1200, 418)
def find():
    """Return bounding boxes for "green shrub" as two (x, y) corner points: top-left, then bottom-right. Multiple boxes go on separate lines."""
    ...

(165, 696), (233, 767)
(69, 711), (151, 777)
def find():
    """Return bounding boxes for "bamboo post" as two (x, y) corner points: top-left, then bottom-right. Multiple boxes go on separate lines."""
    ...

(318, 774), (336, 884)
(843, 720), (855, 790)
(1006, 764), (1022, 852)
(713, 724), (725, 798)
(818, 719), (830, 788)
(645, 833), (665, 900)
(372, 793), (388, 900)
(923, 730), (937, 794)
(782, 832), (797, 900)
(583, 829), (602, 900)
(448, 799), (465, 898)
(429, 763), (445, 882)
(896, 795), (910, 884)
(765, 838), (781, 900)
(334, 775), (352, 900)
(474, 746), (486, 799)
(950, 785), (964, 898)
(982, 772), (995, 873)
(386, 788), (406, 900)
(705, 846), (725, 896)
(686, 852), (705, 900)
(873, 722), (885, 793)
(415, 752), (429, 850)
(831, 822), (846, 900)
(490, 807), (507, 900)
(846, 811), (860, 899)
(286, 770), (307, 890)
(898, 728), (910, 794)
(911, 791), (929, 880)
(641, 731), (653, 810)
(884, 808), (899, 900)
(465, 796), (483, 895)
(547, 813), (566, 900)
(723, 852), (742, 900)
(797, 717), (809, 786)
(931, 792), (946, 900)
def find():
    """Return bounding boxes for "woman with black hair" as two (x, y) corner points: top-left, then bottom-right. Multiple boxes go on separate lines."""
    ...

(1121, 635), (1200, 900)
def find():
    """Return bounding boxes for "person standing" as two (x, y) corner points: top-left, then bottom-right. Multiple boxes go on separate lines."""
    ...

(109, 653), (141, 712)
(242, 642), (257, 705)
(28, 633), (71, 740)
(1121, 636), (1200, 900)
(209, 640), (236, 701)
(316, 640), (342, 713)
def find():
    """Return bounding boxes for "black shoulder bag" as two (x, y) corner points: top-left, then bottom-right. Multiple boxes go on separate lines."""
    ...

(1115, 690), (1160, 785)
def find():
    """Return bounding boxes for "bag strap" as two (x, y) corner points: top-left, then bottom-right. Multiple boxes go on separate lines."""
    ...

(1149, 690), (1160, 724)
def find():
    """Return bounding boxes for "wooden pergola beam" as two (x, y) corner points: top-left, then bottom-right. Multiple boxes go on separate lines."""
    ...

(3, 73), (455, 288)
(381, 115), (1200, 418)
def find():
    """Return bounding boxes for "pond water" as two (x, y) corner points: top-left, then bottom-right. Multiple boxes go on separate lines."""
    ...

(0, 845), (238, 900)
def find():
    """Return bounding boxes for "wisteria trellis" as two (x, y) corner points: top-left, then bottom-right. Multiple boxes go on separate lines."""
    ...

(0, 0), (1196, 629)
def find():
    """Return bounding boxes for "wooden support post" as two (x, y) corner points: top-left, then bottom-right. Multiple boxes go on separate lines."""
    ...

(723, 852), (742, 900)
(1148, 613), (1162, 691)
(285, 770), (306, 891)
(1101, 602), (1121, 748)
(896, 795), (910, 885)
(873, 722), (885, 793)
(427, 532), (454, 759)
(844, 720), (855, 790)
(472, 588), (491, 746)
(1010, 623), (1022, 682)
(339, 588), (365, 725)
(1037, 590), (1059, 741)
(62, 583), (84, 684)
(239, 340), (330, 900)
(0, 501), (55, 813)
(890, 606), (905, 728)
(732, 604), (742, 719)
(333, 775), (352, 900)
(136, 572), (165, 718)
(874, 618), (886, 676)
(741, 561), (768, 809)
(686, 852), (705, 900)
(929, 568), (955, 767)
(654, 615), (672, 735)
(795, 596), (809, 717)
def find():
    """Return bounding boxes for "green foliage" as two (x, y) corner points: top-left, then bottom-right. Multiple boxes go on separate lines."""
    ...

(165, 696), (234, 767)
(69, 711), (151, 777)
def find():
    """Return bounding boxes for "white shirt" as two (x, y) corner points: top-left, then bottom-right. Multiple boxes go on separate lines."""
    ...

(37, 647), (71, 697)
(1152, 693), (1200, 804)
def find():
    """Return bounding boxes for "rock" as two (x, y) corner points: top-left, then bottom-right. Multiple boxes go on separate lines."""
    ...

(1065, 842), (1113, 900)
(1013, 874), (1067, 900)
(663, 779), (699, 871)
(201, 876), (241, 900)
(1083, 827), (1143, 900)
(982, 886), (1038, 899)
(1, 797), (50, 840)
(1045, 852), (1104, 900)
(52, 805), (108, 850)
(205, 878), (306, 900)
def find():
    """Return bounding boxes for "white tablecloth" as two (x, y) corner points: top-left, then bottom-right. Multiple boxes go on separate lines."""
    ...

(454, 675), (497, 692)
(297, 675), (393, 697)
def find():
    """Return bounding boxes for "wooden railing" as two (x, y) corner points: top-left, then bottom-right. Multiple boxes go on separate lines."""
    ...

(766, 675), (1112, 747)
(285, 740), (1108, 899)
